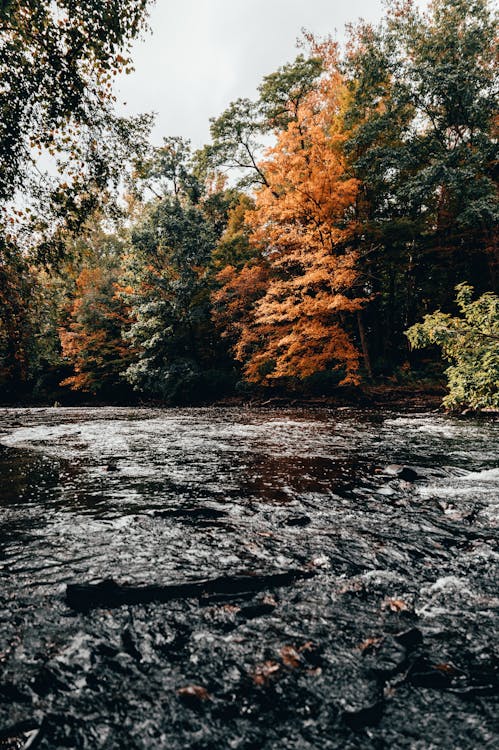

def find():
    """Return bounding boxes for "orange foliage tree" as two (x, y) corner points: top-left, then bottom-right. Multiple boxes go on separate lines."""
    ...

(214, 49), (366, 386)
(60, 267), (134, 395)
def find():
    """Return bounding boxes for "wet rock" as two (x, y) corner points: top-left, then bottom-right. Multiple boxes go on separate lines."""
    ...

(364, 636), (408, 679)
(283, 515), (311, 527)
(31, 666), (71, 697)
(153, 507), (228, 522)
(342, 699), (384, 730)
(66, 569), (316, 612)
(394, 627), (423, 652)
(237, 600), (277, 620)
(2, 407), (499, 749)
(0, 682), (32, 704)
(383, 465), (420, 482)
(407, 656), (456, 689)
(121, 625), (142, 662)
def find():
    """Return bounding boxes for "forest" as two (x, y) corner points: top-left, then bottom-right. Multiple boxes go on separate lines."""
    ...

(1, 0), (498, 409)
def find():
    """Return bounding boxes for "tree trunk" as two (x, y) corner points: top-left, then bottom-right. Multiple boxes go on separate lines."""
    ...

(357, 309), (372, 380)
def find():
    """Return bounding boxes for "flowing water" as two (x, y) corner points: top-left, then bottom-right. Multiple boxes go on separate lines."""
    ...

(0, 406), (497, 749)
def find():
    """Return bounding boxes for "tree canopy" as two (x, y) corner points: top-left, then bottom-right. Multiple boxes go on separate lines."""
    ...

(0, 0), (153, 262)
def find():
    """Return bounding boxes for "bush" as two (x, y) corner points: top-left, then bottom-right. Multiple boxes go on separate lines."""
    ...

(406, 283), (499, 411)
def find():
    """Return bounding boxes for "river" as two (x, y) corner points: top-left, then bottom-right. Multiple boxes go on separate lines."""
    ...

(0, 406), (498, 748)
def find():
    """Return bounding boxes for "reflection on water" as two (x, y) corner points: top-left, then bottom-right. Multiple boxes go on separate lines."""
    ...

(0, 406), (497, 589)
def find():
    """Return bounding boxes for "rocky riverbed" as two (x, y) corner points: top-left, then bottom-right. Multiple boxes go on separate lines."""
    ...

(0, 407), (497, 749)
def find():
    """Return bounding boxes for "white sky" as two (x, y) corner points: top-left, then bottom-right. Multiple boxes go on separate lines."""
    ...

(116, 0), (424, 148)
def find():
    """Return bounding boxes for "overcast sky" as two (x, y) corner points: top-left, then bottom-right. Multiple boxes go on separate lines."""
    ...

(116, 0), (422, 148)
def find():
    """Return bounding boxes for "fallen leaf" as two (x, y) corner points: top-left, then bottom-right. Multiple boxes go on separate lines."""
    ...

(434, 663), (458, 675)
(382, 598), (410, 613)
(280, 645), (301, 668)
(177, 685), (211, 702)
(251, 660), (280, 686)
(262, 595), (277, 607)
(358, 636), (383, 653)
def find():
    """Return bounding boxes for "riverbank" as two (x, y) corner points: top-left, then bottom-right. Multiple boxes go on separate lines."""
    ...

(0, 382), (447, 412)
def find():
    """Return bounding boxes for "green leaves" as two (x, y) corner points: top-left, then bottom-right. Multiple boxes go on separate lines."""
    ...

(407, 283), (499, 410)
(258, 54), (323, 128)
(0, 0), (152, 262)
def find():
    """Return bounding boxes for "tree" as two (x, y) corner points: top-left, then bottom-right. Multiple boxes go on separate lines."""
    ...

(204, 51), (324, 189)
(211, 194), (255, 272)
(60, 266), (134, 397)
(407, 283), (499, 410)
(0, 0), (153, 262)
(0, 242), (36, 388)
(0, 239), (68, 398)
(343, 0), (498, 370)
(121, 126), (229, 404)
(123, 198), (223, 402)
(204, 98), (270, 190)
(214, 50), (366, 387)
(58, 229), (135, 397)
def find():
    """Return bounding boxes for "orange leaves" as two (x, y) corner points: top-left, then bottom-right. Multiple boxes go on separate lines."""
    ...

(381, 598), (411, 613)
(251, 660), (281, 686)
(59, 264), (134, 394)
(177, 685), (212, 703)
(250, 641), (320, 686)
(213, 60), (366, 387)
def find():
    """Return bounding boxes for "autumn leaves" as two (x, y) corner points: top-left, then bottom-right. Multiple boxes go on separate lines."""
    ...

(214, 51), (366, 386)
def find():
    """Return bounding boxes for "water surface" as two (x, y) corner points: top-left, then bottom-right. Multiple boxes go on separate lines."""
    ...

(0, 407), (497, 749)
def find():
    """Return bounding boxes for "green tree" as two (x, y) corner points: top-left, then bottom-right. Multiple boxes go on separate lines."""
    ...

(344, 0), (498, 371)
(0, 240), (68, 399)
(204, 50), (324, 189)
(407, 283), (499, 410)
(123, 197), (221, 402)
(0, 0), (153, 262)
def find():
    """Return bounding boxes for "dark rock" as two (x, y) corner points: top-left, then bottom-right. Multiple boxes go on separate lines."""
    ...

(364, 636), (407, 679)
(153, 506), (229, 523)
(343, 699), (384, 729)
(66, 569), (316, 612)
(394, 627), (423, 652)
(121, 625), (142, 662)
(283, 515), (311, 527)
(0, 682), (32, 704)
(31, 666), (71, 697)
(237, 601), (276, 620)
(408, 656), (455, 689)
(383, 465), (420, 482)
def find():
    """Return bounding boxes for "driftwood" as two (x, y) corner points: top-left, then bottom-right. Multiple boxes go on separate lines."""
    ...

(0, 719), (41, 749)
(66, 569), (315, 612)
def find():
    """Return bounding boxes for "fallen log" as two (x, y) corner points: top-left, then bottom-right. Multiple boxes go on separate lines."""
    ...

(0, 719), (42, 749)
(66, 569), (316, 612)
